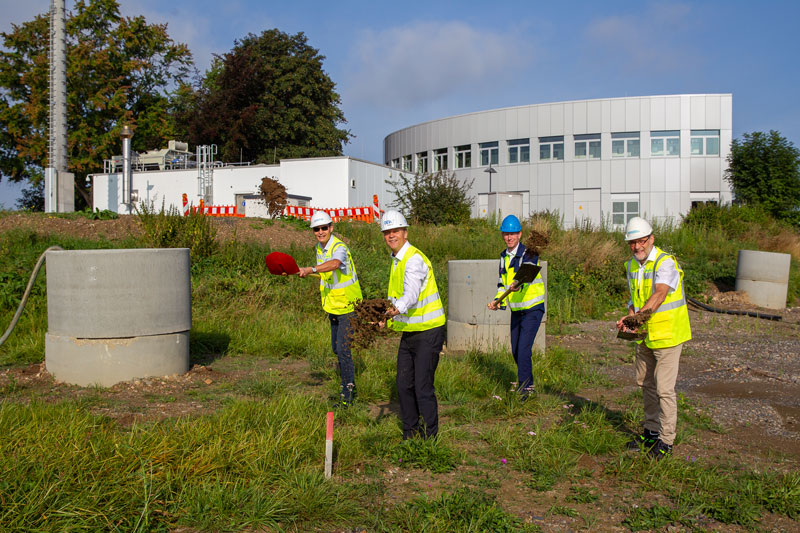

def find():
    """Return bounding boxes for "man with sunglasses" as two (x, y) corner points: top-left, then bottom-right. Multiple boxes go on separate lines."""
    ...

(616, 217), (691, 460)
(299, 211), (363, 407)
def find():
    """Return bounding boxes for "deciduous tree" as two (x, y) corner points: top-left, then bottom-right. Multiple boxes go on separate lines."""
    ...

(387, 171), (474, 225)
(726, 131), (800, 224)
(176, 29), (351, 164)
(0, 0), (193, 209)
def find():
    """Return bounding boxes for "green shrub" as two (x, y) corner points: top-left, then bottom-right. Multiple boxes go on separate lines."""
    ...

(136, 203), (217, 259)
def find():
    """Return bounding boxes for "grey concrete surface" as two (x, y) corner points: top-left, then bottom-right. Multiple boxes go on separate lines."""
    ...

(45, 331), (190, 387)
(447, 259), (547, 352)
(736, 249), (790, 309)
(46, 248), (191, 338)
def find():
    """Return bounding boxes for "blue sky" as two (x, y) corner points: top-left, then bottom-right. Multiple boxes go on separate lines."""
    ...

(2, 0), (799, 208)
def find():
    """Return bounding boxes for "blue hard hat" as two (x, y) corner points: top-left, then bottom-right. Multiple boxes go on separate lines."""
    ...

(500, 215), (522, 232)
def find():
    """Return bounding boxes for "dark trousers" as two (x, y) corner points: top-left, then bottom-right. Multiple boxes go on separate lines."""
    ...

(510, 306), (544, 391)
(329, 312), (355, 398)
(396, 325), (445, 439)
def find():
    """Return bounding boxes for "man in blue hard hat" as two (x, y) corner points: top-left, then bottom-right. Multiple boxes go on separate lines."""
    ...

(487, 215), (546, 400)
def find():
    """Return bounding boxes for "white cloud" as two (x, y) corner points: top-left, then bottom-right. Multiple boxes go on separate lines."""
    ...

(344, 20), (533, 108)
(583, 2), (696, 73)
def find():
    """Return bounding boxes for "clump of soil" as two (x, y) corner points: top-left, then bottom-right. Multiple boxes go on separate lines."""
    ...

(259, 176), (287, 218)
(523, 230), (549, 257)
(622, 309), (652, 330)
(350, 298), (393, 349)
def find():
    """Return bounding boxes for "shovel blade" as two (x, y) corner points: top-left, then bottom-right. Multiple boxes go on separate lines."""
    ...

(513, 263), (541, 284)
(265, 252), (301, 275)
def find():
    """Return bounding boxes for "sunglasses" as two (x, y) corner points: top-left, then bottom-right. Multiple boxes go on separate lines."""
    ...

(313, 225), (330, 232)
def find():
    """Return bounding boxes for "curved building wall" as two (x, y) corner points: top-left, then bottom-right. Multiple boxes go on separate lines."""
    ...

(384, 94), (732, 226)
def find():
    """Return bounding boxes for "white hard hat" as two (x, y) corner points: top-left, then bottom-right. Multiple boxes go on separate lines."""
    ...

(380, 210), (408, 231)
(310, 210), (333, 228)
(624, 217), (653, 241)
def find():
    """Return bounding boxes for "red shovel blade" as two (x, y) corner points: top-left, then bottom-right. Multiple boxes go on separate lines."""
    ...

(265, 252), (301, 275)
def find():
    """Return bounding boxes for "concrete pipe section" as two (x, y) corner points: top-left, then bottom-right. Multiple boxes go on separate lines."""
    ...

(45, 248), (192, 386)
(447, 260), (547, 352)
(735, 250), (791, 310)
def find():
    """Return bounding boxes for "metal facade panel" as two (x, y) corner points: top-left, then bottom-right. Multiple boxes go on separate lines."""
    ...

(650, 97), (666, 130)
(564, 103), (574, 135)
(690, 96), (706, 129)
(573, 101), (587, 134)
(573, 161), (587, 189)
(650, 192), (666, 217)
(690, 158), (705, 191)
(625, 159), (640, 193)
(551, 104), (565, 135)
(665, 192), (681, 217)
(537, 106), (551, 137)
(665, 157), (682, 193)
(721, 95), (733, 130)
(551, 163), (565, 195)
(650, 159), (666, 192)
(505, 108), (518, 139)
(537, 164), (551, 196)
(610, 99), (626, 132)
(587, 160), (602, 189)
(588, 100), (603, 133)
(638, 160), (650, 193)
(626, 99), (641, 131)
(706, 157), (721, 191)
(563, 163), (574, 192)
(610, 159), (625, 192)
(665, 97), (681, 130)
(705, 95), (721, 127)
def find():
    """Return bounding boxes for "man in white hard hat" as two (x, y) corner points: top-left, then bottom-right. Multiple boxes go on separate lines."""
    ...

(299, 211), (363, 407)
(380, 210), (446, 439)
(616, 216), (691, 459)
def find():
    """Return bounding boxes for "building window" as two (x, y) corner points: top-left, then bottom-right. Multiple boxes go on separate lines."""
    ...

(651, 131), (680, 157)
(508, 138), (530, 164)
(402, 155), (412, 172)
(455, 145), (471, 169)
(434, 148), (448, 171)
(391, 158), (400, 168)
(479, 142), (498, 166)
(416, 151), (428, 174)
(611, 196), (639, 226)
(539, 136), (564, 161)
(611, 132), (640, 158)
(691, 130), (720, 156)
(574, 133), (601, 160)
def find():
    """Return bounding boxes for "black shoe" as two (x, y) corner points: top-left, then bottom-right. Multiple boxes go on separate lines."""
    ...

(626, 430), (659, 451)
(519, 386), (535, 402)
(650, 439), (672, 460)
(334, 397), (354, 409)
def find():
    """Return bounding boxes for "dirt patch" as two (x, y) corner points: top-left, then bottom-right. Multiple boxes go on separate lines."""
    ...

(0, 212), (314, 250)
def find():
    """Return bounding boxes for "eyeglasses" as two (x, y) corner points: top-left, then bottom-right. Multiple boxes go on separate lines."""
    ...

(313, 225), (330, 232)
(628, 235), (651, 247)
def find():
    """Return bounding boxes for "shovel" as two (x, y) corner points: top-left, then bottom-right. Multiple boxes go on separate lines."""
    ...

(491, 263), (542, 307)
(265, 252), (319, 277)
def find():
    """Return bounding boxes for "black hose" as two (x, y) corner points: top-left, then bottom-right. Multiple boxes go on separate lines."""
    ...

(0, 245), (64, 347)
(687, 296), (783, 321)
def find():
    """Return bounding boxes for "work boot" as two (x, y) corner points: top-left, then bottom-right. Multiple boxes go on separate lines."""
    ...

(650, 439), (672, 460)
(626, 429), (659, 451)
(519, 386), (535, 402)
(335, 383), (356, 408)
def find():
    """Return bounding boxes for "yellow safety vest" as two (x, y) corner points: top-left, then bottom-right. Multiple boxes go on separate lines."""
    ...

(494, 248), (545, 311)
(627, 246), (692, 349)
(317, 235), (362, 314)
(388, 245), (446, 332)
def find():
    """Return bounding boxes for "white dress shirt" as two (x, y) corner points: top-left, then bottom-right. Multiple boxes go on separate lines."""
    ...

(391, 241), (429, 315)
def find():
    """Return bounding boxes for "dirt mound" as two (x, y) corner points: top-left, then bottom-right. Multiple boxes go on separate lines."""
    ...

(523, 230), (549, 257)
(351, 298), (393, 349)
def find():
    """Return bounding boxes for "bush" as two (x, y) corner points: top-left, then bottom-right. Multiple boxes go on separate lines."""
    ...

(136, 203), (217, 259)
(387, 171), (474, 225)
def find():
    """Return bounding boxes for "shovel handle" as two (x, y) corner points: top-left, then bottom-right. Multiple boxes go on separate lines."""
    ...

(492, 280), (520, 306)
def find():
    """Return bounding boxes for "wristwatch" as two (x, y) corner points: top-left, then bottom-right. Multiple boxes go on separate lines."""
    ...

(311, 266), (317, 273)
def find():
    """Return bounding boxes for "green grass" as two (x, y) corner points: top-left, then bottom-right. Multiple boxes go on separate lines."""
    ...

(0, 209), (799, 530)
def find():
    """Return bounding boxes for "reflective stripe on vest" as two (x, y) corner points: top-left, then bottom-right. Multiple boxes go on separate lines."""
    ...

(317, 236), (363, 314)
(497, 251), (545, 311)
(627, 247), (692, 349)
(388, 245), (446, 332)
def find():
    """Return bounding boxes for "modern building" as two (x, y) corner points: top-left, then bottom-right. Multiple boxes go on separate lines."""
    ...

(92, 155), (401, 217)
(384, 94), (733, 227)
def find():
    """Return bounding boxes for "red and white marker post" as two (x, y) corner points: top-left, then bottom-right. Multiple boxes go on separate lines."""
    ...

(325, 411), (334, 478)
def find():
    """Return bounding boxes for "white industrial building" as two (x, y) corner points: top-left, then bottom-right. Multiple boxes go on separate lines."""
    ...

(384, 94), (733, 227)
(92, 155), (401, 217)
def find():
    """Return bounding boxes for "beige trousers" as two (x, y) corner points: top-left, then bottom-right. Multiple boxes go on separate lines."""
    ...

(635, 343), (683, 446)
